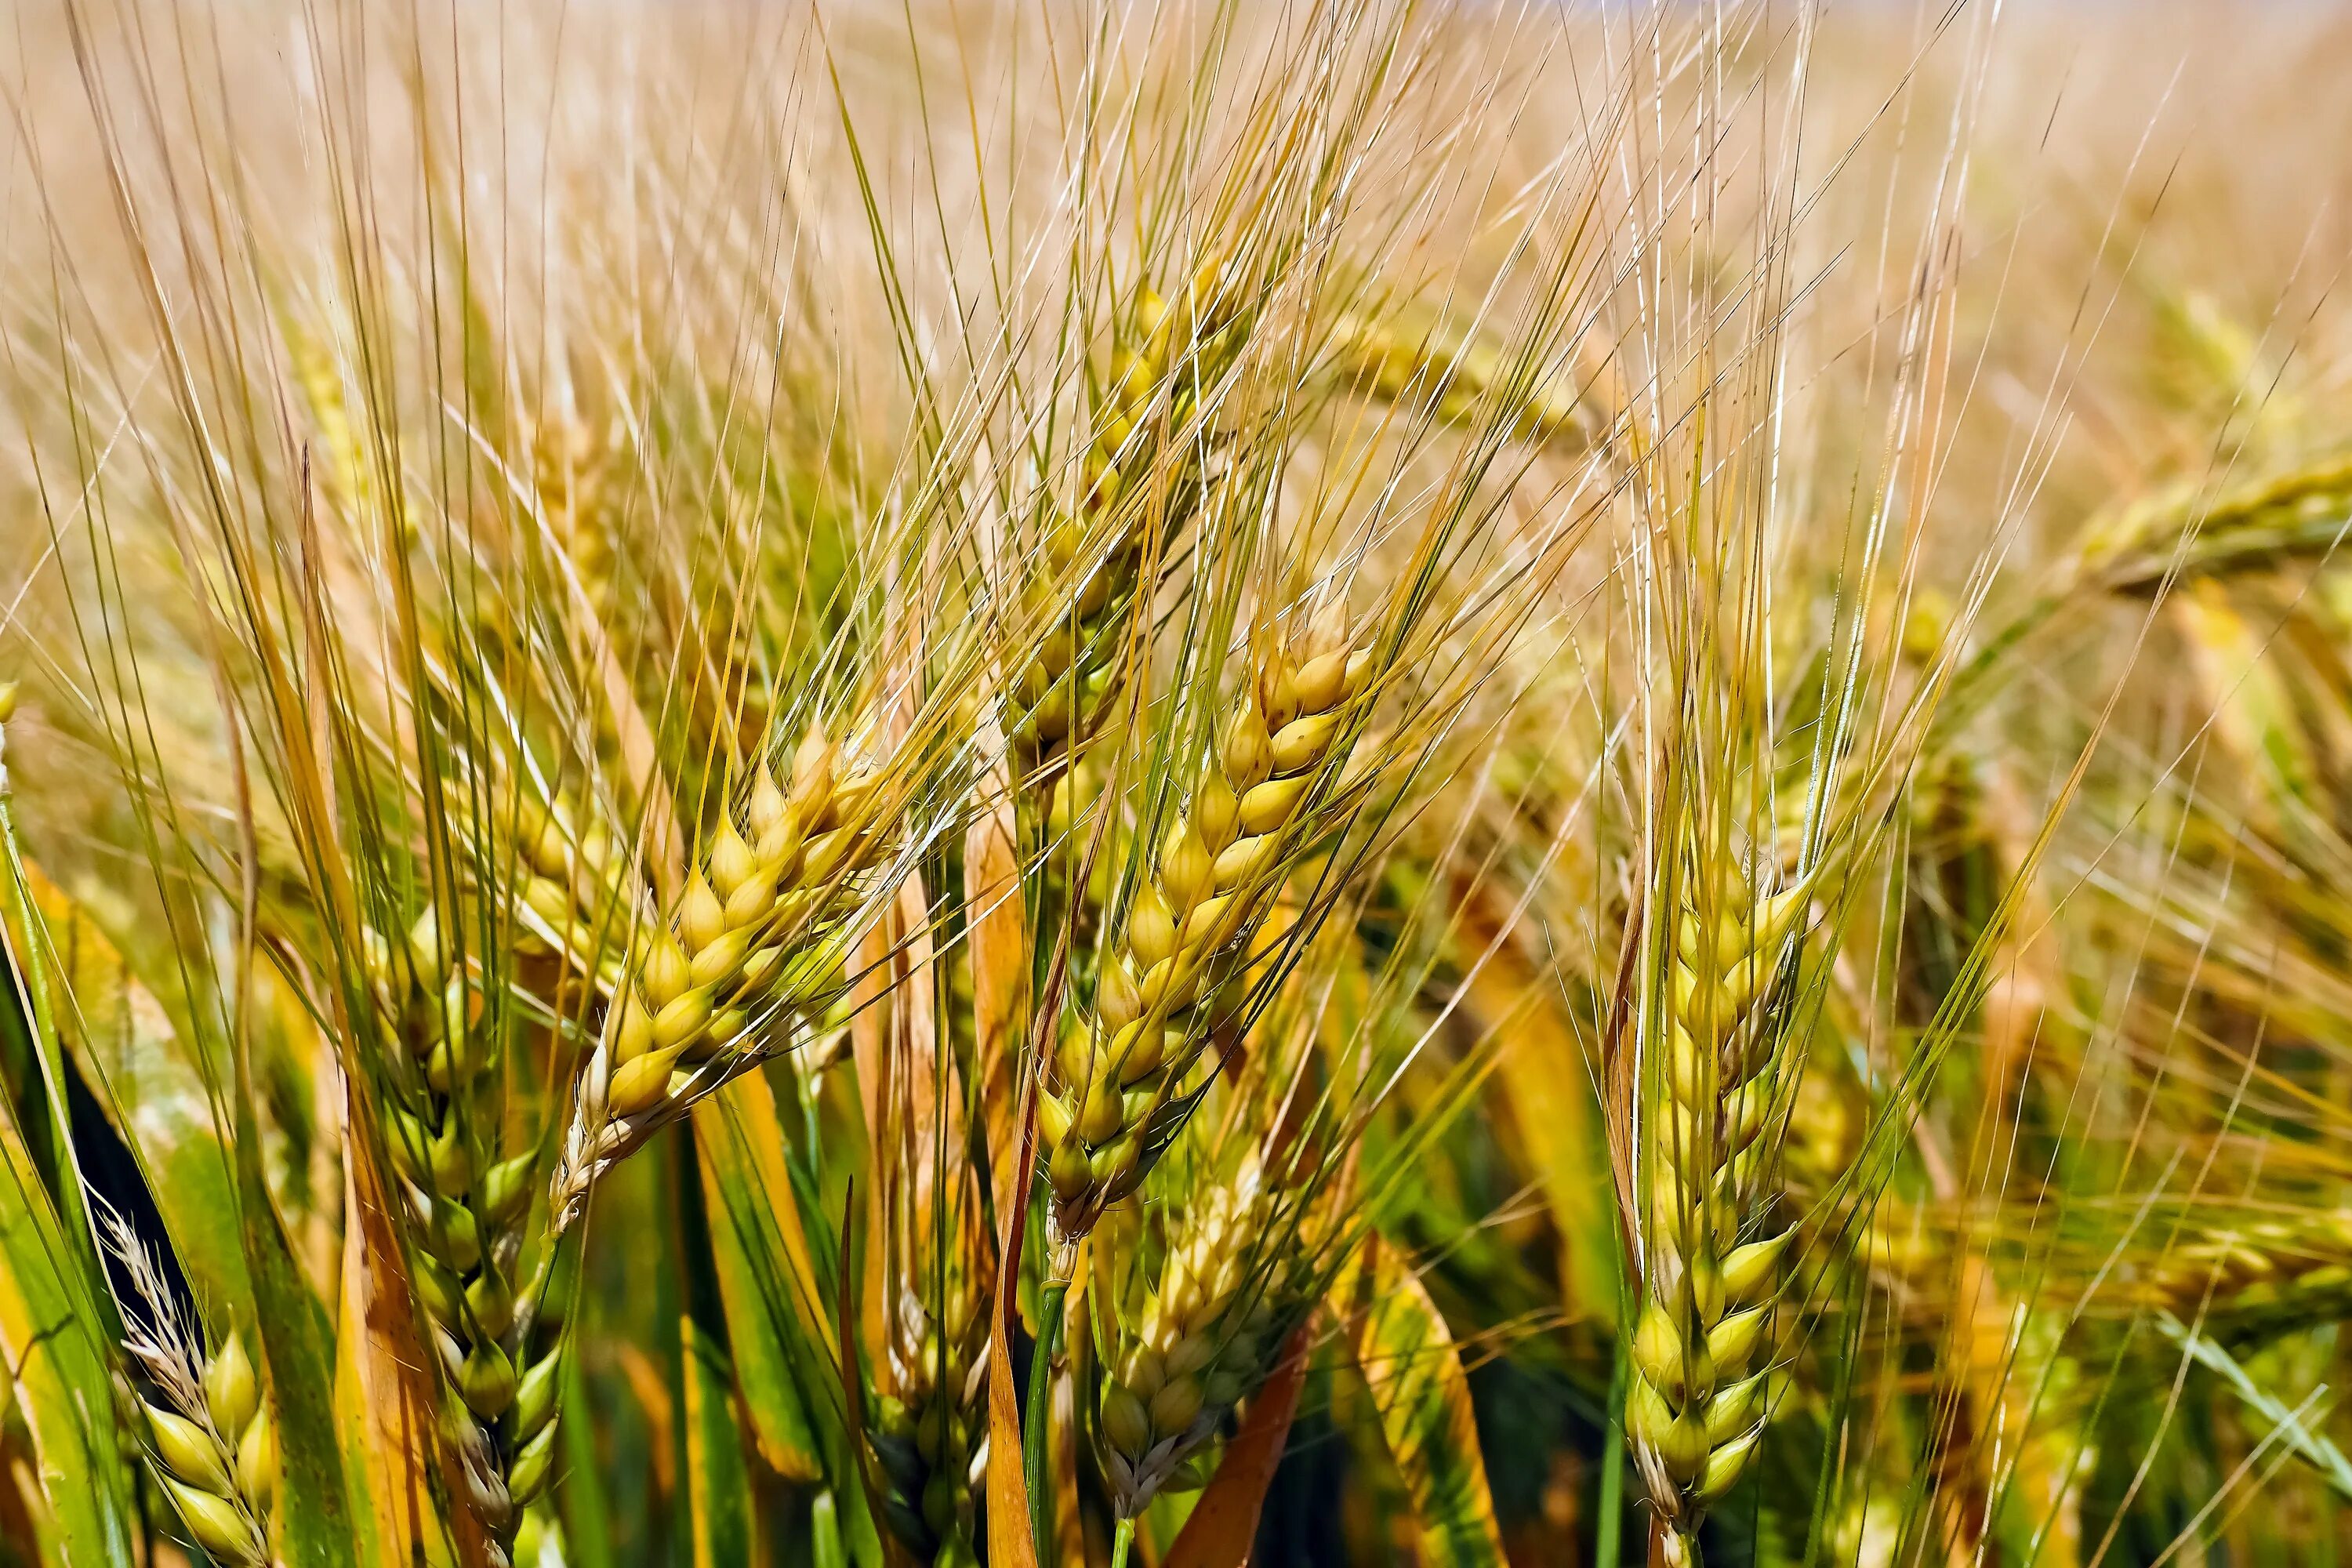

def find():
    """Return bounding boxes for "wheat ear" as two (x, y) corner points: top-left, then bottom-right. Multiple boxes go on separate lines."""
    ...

(551, 722), (889, 1227)
(137, 1330), (278, 1568)
(1092, 1154), (1312, 1516)
(1628, 837), (1805, 1555)
(529, 414), (620, 625)
(1039, 609), (1371, 1239)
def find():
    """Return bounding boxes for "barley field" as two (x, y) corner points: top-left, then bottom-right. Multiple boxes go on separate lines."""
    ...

(3, 2), (2351, 1565)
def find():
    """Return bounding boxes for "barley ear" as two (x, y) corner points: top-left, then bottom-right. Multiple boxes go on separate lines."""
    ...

(2150, 1212), (2352, 1347)
(1093, 1157), (1310, 1516)
(1010, 275), (1249, 771)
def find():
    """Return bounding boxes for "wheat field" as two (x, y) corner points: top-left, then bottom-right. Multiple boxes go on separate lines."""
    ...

(3, 2), (2352, 1565)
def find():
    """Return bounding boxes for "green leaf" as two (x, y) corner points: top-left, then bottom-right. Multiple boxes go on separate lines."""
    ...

(680, 1313), (758, 1568)
(211, 959), (363, 1568)
(21, 866), (249, 1318)
(673, 1127), (758, 1568)
(1343, 1237), (1507, 1568)
(693, 1076), (824, 1482)
(237, 1123), (365, 1568)
(0, 869), (138, 1564)
(2158, 1311), (2352, 1502)
(691, 1073), (884, 1560)
(0, 1140), (139, 1566)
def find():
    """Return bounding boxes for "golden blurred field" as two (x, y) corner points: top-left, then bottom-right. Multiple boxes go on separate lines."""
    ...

(5, 4), (2352, 1566)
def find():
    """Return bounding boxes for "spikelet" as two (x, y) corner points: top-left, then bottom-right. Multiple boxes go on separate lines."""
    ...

(1625, 826), (1806, 1550)
(1040, 606), (1374, 1238)
(96, 1208), (277, 1568)
(134, 1328), (276, 1568)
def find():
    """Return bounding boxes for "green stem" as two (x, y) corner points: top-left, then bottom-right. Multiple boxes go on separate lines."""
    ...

(1597, 1317), (1629, 1567)
(810, 1491), (846, 1568)
(1025, 1277), (1069, 1564)
(1111, 1516), (1135, 1568)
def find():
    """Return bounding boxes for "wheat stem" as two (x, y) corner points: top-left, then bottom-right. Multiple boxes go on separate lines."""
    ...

(1025, 1276), (1070, 1561)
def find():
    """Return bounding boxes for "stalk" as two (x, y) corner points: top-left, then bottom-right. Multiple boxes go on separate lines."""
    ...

(811, 1492), (848, 1568)
(1598, 1323), (1628, 1568)
(1025, 1274), (1070, 1562)
(1111, 1517), (1137, 1568)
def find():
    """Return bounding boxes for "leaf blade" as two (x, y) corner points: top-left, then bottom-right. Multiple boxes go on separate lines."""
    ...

(1345, 1239), (1506, 1568)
